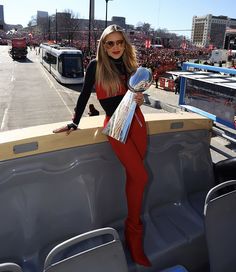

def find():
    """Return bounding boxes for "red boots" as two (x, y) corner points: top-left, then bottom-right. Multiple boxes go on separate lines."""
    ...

(125, 220), (152, 267)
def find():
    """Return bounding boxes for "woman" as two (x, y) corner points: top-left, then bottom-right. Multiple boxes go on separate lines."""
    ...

(53, 24), (151, 267)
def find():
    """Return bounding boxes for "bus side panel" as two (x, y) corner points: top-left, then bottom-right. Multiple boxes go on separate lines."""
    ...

(41, 60), (51, 73)
(40, 47), (51, 73)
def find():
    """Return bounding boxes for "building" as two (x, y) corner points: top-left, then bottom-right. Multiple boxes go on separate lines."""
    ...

(0, 5), (23, 32)
(191, 14), (236, 48)
(37, 11), (49, 25)
(224, 27), (236, 50)
(0, 5), (4, 30)
(112, 16), (126, 29)
(37, 11), (49, 33)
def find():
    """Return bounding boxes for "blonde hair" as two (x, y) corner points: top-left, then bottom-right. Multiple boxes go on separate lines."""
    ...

(96, 24), (138, 95)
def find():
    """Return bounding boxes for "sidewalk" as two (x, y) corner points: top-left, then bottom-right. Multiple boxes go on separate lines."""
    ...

(144, 84), (235, 161)
(144, 84), (180, 113)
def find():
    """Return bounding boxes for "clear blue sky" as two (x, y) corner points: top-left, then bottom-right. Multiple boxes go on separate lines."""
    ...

(1, 0), (236, 38)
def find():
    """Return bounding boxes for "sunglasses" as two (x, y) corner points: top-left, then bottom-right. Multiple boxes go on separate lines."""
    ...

(104, 39), (124, 49)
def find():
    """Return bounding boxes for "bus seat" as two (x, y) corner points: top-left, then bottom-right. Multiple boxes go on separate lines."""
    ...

(142, 130), (213, 270)
(0, 263), (22, 272)
(214, 157), (236, 184)
(43, 227), (128, 272)
(160, 265), (189, 271)
(204, 180), (236, 272)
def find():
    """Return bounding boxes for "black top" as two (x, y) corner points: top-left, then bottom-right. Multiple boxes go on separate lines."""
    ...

(73, 58), (128, 125)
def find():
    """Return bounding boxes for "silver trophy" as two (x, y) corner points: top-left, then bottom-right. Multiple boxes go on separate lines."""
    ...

(102, 67), (152, 143)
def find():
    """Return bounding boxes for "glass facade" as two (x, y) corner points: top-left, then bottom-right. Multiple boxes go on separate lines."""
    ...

(60, 54), (84, 78)
(0, 5), (4, 30)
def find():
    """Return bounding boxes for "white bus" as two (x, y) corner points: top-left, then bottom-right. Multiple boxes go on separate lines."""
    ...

(209, 49), (228, 63)
(40, 43), (84, 84)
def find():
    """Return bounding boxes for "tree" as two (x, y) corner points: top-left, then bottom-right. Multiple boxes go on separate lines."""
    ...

(28, 15), (37, 27)
(56, 9), (80, 45)
(142, 23), (151, 34)
(136, 22), (151, 34)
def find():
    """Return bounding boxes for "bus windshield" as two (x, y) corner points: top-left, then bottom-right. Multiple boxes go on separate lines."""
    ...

(60, 54), (83, 78)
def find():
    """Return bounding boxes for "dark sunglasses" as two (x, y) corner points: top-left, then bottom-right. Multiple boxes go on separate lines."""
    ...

(104, 39), (124, 49)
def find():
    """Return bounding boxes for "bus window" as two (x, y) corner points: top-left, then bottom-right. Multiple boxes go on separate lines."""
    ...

(42, 50), (48, 63)
(62, 54), (83, 78)
(58, 57), (63, 75)
(50, 54), (57, 69)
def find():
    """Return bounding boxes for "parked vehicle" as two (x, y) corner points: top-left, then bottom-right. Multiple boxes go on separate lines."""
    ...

(209, 49), (228, 63)
(8, 37), (28, 60)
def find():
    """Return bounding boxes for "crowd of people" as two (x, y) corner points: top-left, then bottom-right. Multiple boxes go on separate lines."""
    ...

(0, 27), (216, 69)
(3, 27), (234, 80)
(82, 43), (211, 84)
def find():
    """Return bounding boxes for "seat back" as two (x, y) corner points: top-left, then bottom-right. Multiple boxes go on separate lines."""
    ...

(214, 158), (236, 184)
(160, 265), (189, 271)
(43, 227), (128, 272)
(204, 180), (236, 272)
(0, 263), (22, 272)
(0, 114), (213, 272)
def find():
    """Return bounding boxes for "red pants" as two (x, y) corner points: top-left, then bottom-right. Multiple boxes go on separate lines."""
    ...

(104, 107), (148, 226)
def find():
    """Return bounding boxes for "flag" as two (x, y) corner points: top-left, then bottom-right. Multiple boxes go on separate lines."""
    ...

(145, 39), (151, 49)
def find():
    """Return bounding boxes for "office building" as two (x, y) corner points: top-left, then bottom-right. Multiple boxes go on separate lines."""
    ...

(112, 16), (126, 29)
(191, 14), (236, 48)
(225, 27), (236, 50)
(0, 5), (4, 30)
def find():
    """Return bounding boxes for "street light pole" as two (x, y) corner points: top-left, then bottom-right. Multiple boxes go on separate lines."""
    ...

(48, 16), (51, 40)
(88, 0), (92, 56)
(105, 0), (113, 29)
(55, 9), (58, 43)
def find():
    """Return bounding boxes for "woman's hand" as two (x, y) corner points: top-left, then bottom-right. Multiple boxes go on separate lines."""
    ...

(53, 123), (78, 135)
(134, 92), (145, 106)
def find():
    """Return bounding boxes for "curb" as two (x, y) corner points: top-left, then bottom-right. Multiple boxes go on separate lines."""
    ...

(143, 94), (180, 113)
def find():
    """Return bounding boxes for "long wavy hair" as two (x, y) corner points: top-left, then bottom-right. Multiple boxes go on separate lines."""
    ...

(96, 24), (138, 95)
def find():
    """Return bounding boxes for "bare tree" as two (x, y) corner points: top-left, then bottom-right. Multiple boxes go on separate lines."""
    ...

(56, 9), (80, 45)
(28, 15), (37, 27)
(91, 20), (103, 52)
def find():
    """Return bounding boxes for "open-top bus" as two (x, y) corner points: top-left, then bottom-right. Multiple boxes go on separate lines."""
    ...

(0, 63), (235, 272)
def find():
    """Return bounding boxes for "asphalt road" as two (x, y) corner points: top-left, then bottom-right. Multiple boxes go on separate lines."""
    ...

(0, 45), (160, 132)
(0, 45), (95, 131)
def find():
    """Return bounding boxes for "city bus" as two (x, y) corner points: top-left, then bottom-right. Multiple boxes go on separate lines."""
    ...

(40, 43), (84, 84)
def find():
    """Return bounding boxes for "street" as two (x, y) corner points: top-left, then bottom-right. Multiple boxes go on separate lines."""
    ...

(0, 45), (159, 132)
(0, 45), (97, 131)
(0, 45), (235, 161)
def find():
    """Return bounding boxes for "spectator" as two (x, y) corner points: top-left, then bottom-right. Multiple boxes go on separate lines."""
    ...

(88, 104), (99, 116)
(174, 76), (180, 94)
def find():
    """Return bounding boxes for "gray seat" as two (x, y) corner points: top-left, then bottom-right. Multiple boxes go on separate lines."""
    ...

(204, 180), (236, 272)
(214, 158), (236, 184)
(160, 265), (189, 271)
(0, 263), (22, 272)
(43, 227), (128, 272)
